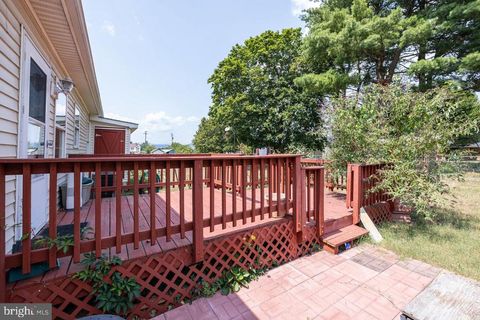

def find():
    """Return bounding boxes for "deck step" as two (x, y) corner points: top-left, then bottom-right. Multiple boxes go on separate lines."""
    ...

(322, 225), (369, 254)
(324, 214), (353, 234)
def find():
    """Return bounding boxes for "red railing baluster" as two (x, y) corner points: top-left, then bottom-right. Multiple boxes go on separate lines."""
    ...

(48, 163), (57, 268)
(285, 158), (290, 213)
(305, 169), (312, 222)
(319, 167), (325, 235)
(251, 159), (257, 222)
(73, 163), (81, 263)
(133, 162), (139, 248)
(276, 158), (281, 216)
(209, 160), (215, 232)
(293, 156), (302, 234)
(115, 162), (122, 253)
(22, 164), (31, 274)
(95, 163), (102, 256)
(166, 161), (171, 241)
(232, 159), (237, 227)
(180, 161), (186, 238)
(222, 160), (227, 229)
(149, 161), (156, 244)
(268, 159), (273, 218)
(242, 159), (247, 224)
(260, 159), (265, 220)
(192, 159), (204, 262)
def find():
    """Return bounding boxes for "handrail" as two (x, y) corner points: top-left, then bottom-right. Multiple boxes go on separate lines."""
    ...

(346, 163), (392, 223)
(0, 155), (308, 277)
(301, 159), (346, 191)
(301, 166), (325, 236)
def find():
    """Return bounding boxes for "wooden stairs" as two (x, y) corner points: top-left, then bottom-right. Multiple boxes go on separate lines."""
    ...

(322, 224), (369, 254)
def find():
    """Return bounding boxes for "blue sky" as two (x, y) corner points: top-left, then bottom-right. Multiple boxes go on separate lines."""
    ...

(83, 0), (318, 144)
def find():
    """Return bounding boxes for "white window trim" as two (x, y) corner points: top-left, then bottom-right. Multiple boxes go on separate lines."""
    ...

(73, 104), (80, 149)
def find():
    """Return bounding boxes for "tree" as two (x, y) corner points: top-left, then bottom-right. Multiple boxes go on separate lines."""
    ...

(195, 28), (325, 153)
(140, 142), (156, 154)
(193, 117), (230, 153)
(296, 0), (480, 94)
(329, 83), (480, 220)
(409, 0), (480, 90)
(169, 142), (194, 154)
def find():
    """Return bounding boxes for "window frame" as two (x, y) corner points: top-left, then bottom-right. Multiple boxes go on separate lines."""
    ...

(73, 104), (80, 149)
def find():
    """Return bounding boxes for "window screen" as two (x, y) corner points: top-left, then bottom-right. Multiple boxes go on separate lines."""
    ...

(28, 58), (47, 123)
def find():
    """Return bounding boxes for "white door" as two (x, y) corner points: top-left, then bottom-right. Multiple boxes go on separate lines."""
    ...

(17, 33), (51, 237)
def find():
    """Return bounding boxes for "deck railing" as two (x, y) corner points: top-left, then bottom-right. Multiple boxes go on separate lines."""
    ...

(301, 165), (325, 236)
(0, 154), (328, 298)
(301, 159), (346, 191)
(346, 163), (392, 223)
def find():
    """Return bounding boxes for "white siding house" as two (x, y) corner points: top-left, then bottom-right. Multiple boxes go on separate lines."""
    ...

(0, 0), (137, 252)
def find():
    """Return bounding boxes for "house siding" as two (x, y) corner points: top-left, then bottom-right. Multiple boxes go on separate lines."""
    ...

(0, 1), (93, 252)
(0, 0), (21, 252)
(64, 95), (90, 154)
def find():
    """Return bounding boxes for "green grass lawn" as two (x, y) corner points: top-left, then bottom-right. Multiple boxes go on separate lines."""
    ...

(376, 172), (480, 280)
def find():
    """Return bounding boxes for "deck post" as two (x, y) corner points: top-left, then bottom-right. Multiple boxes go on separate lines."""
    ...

(293, 156), (303, 239)
(352, 164), (363, 224)
(192, 159), (204, 263)
(317, 167), (325, 236)
(346, 163), (352, 208)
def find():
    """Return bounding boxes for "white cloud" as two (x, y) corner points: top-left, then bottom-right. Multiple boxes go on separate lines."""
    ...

(101, 20), (116, 36)
(133, 15), (141, 25)
(143, 111), (198, 132)
(104, 112), (137, 123)
(291, 0), (321, 16)
(105, 111), (199, 143)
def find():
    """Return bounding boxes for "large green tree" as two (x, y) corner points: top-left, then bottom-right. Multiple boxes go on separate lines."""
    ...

(194, 28), (325, 153)
(329, 83), (480, 220)
(296, 0), (480, 94)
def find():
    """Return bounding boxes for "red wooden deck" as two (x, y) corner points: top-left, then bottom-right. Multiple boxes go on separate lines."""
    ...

(10, 188), (350, 287)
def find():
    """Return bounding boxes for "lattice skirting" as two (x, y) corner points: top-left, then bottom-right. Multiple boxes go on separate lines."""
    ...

(7, 219), (321, 320)
(364, 202), (393, 225)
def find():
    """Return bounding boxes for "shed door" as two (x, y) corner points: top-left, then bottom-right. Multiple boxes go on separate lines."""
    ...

(94, 128), (125, 155)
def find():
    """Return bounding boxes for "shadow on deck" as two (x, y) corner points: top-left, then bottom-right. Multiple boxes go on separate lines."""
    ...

(10, 188), (351, 288)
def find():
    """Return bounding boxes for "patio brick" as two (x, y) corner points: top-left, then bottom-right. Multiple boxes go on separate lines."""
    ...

(160, 244), (441, 320)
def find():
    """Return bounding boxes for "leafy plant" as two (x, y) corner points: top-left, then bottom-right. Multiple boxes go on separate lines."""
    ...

(36, 227), (93, 253)
(217, 266), (256, 295)
(193, 265), (265, 299)
(73, 253), (141, 315)
(192, 233), (268, 299)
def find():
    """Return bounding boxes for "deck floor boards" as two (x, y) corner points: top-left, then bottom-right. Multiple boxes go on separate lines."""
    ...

(12, 189), (350, 286)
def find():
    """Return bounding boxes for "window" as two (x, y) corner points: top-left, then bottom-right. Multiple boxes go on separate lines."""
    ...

(29, 59), (46, 123)
(74, 105), (80, 148)
(28, 58), (47, 158)
(27, 122), (45, 158)
(55, 92), (66, 157)
(56, 92), (66, 118)
(55, 127), (65, 158)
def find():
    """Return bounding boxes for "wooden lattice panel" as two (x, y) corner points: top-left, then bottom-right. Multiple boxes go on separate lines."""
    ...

(7, 219), (318, 319)
(364, 202), (392, 225)
(297, 224), (322, 256)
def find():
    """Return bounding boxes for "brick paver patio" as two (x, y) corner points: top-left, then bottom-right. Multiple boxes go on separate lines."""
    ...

(154, 245), (442, 320)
